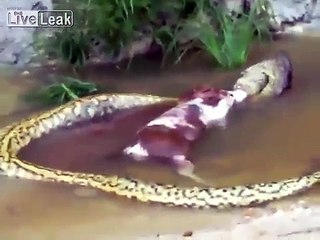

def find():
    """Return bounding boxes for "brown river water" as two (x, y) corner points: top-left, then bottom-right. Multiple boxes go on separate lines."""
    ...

(0, 36), (320, 240)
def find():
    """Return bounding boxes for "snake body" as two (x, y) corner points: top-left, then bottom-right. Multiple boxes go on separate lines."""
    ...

(0, 93), (319, 209)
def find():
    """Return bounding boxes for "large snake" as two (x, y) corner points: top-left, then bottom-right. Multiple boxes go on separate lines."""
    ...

(0, 93), (319, 209)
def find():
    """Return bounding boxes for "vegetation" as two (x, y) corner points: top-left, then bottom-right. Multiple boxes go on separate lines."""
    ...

(199, 1), (272, 68)
(29, 0), (273, 107)
(34, 0), (273, 69)
(25, 76), (100, 106)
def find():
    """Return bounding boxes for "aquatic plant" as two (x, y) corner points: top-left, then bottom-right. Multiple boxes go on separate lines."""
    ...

(172, 0), (273, 68)
(25, 76), (100, 106)
(197, 7), (254, 68)
(35, 0), (273, 69)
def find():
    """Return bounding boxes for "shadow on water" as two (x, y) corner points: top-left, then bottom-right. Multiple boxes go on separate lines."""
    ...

(1, 36), (320, 239)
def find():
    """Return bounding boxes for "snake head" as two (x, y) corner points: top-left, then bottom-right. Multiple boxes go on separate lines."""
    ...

(233, 50), (293, 98)
(274, 50), (293, 92)
(258, 51), (293, 97)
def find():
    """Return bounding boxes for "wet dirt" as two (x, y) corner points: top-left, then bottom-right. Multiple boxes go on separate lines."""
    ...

(0, 36), (320, 240)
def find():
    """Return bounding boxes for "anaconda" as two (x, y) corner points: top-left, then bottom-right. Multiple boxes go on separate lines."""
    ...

(0, 93), (319, 209)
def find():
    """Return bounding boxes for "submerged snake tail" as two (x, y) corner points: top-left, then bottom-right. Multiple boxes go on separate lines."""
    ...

(0, 94), (319, 209)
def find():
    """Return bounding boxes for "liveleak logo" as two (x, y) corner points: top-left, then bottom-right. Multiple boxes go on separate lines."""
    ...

(7, 10), (73, 28)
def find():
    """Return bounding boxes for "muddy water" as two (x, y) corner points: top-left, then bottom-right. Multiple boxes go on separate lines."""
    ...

(1, 36), (320, 240)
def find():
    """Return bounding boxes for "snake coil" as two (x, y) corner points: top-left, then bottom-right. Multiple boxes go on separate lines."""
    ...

(0, 93), (319, 209)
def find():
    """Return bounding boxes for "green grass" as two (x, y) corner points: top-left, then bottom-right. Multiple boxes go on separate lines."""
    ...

(197, 8), (254, 68)
(172, 0), (272, 69)
(34, 0), (273, 69)
(25, 76), (100, 106)
(28, 1), (272, 106)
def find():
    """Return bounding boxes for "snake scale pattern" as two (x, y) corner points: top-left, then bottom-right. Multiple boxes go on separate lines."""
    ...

(0, 93), (319, 209)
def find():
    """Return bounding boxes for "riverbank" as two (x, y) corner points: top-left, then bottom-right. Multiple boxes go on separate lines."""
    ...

(1, 0), (320, 67)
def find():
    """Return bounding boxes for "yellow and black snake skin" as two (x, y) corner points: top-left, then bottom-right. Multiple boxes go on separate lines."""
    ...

(0, 93), (319, 209)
